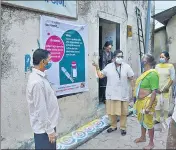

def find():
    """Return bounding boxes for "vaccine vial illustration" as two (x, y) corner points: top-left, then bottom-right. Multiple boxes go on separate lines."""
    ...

(71, 61), (77, 78)
(61, 67), (74, 83)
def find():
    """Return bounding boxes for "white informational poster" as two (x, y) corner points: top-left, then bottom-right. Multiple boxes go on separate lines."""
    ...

(40, 15), (88, 96)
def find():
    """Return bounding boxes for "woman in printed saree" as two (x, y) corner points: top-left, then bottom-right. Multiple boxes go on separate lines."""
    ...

(133, 54), (159, 149)
(155, 51), (175, 124)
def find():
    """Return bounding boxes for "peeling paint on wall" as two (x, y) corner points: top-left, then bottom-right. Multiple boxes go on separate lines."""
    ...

(1, 9), (14, 79)
(168, 36), (173, 44)
(1, 38), (14, 79)
(78, 1), (91, 16)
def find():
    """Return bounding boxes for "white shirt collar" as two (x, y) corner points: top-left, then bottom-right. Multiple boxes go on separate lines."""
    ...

(32, 68), (46, 77)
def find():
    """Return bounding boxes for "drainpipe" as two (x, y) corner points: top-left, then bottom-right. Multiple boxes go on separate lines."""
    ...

(151, 1), (155, 54)
(145, 0), (151, 54)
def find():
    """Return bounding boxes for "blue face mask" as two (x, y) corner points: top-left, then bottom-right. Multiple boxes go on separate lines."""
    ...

(159, 58), (166, 64)
(45, 62), (52, 70)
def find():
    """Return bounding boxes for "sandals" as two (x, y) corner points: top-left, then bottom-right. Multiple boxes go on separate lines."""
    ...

(107, 127), (117, 133)
(107, 128), (127, 136)
(121, 129), (127, 136)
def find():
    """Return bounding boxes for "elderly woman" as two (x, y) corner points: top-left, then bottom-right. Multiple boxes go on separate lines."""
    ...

(93, 50), (134, 136)
(155, 51), (175, 124)
(133, 54), (159, 149)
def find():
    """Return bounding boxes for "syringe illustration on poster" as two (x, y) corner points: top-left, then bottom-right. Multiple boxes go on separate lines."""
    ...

(40, 16), (88, 96)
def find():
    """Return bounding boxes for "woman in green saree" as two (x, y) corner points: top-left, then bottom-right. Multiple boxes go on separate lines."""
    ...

(133, 54), (159, 149)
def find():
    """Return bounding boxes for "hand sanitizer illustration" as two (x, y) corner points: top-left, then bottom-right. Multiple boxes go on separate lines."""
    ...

(71, 61), (77, 78)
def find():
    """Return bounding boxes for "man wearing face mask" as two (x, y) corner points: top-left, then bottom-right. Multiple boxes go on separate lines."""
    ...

(93, 50), (134, 136)
(26, 49), (60, 149)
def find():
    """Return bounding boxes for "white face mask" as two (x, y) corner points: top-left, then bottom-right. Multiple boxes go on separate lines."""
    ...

(116, 57), (123, 64)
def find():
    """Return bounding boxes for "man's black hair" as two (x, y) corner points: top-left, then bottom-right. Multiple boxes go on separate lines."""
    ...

(33, 49), (50, 65)
(113, 49), (123, 58)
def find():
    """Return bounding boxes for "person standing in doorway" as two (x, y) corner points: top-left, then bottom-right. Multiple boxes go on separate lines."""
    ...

(93, 50), (134, 136)
(26, 49), (60, 149)
(99, 41), (113, 103)
(155, 51), (175, 124)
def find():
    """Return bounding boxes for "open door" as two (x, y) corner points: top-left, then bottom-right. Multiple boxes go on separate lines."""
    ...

(98, 18), (120, 104)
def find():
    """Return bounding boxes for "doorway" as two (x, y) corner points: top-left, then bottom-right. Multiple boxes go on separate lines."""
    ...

(99, 18), (120, 104)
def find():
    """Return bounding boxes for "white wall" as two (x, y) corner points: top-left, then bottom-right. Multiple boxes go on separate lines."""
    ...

(1, 1), (150, 148)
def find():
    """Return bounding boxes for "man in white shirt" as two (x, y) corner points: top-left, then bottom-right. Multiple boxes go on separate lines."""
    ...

(26, 49), (60, 149)
(93, 50), (134, 136)
(166, 96), (176, 149)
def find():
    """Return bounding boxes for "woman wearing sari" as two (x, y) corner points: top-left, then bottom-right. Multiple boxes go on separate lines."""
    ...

(155, 51), (175, 124)
(133, 54), (159, 149)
